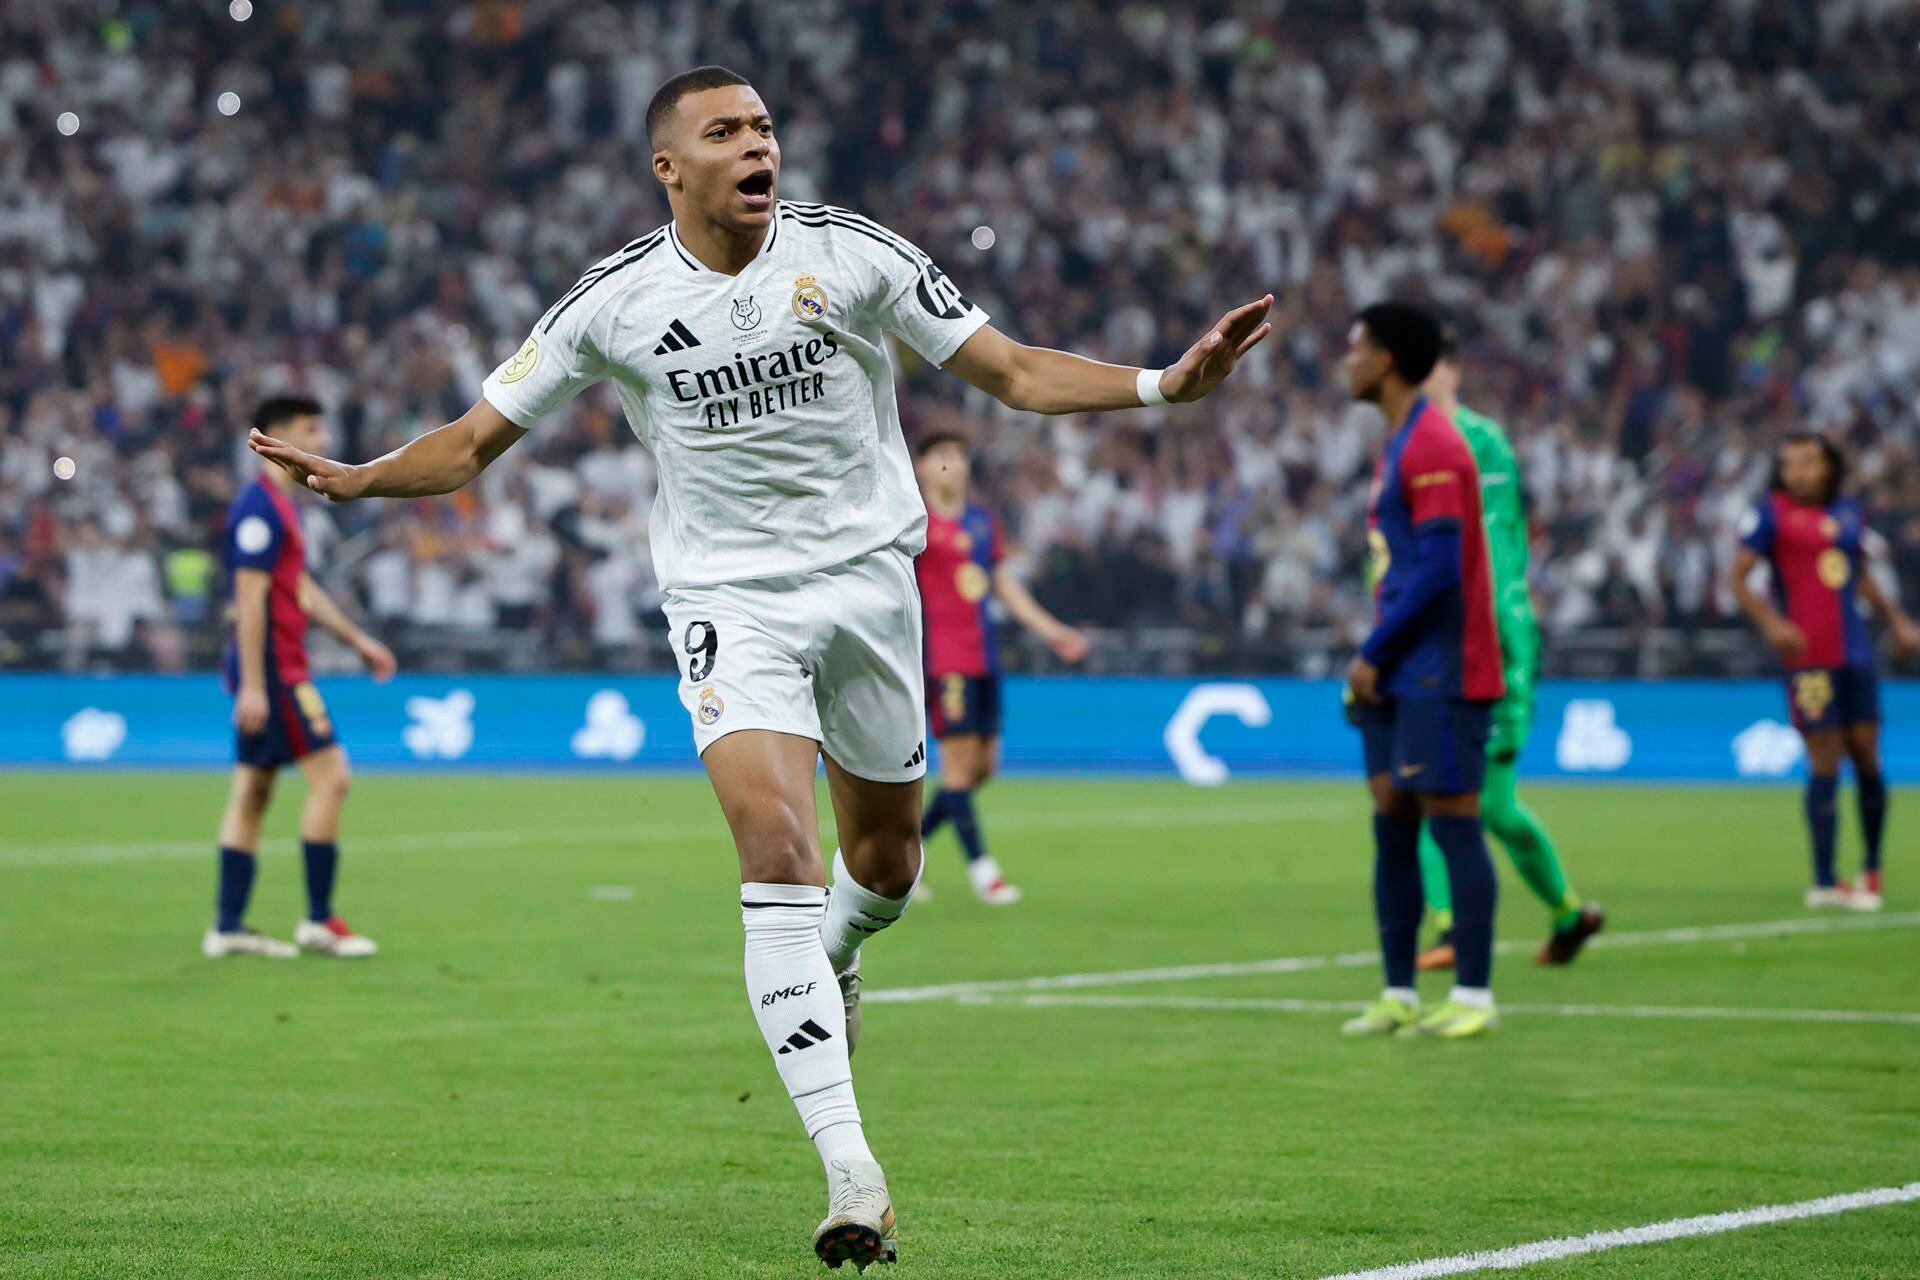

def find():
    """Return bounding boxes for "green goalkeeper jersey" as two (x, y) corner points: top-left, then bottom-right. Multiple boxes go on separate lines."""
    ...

(1452, 403), (1538, 676)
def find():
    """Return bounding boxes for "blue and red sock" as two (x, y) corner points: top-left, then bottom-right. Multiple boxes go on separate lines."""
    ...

(1371, 812), (1423, 991)
(302, 840), (339, 923)
(216, 847), (256, 933)
(1428, 815), (1498, 990)
(1805, 774), (1839, 887)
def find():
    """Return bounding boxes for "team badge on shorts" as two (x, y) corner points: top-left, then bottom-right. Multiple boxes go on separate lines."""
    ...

(499, 336), (539, 384)
(791, 274), (829, 322)
(697, 686), (725, 725)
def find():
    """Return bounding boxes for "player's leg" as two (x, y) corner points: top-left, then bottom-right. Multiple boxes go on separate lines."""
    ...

(1478, 747), (1605, 964)
(1343, 702), (1423, 1035)
(1844, 709), (1886, 909)
(925, 728), (1018, 905)
(1801, 727), (1847, 905)
(205, 763), (295, 956)
(291, 743), (376, 956)
(677, 570), (898, 1270)
(1413, 824), (1455, 970)
(1405, 700), (1499, 1037)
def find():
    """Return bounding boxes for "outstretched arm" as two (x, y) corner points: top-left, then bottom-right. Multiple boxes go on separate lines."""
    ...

(299, 574), (398, 680)
(943, 296), (1273, 415)
(249, 399), (526, 502)
(992, 562), (1089, 662)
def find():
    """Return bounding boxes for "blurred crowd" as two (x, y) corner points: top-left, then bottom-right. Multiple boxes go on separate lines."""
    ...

(3, 0), (1919, 673)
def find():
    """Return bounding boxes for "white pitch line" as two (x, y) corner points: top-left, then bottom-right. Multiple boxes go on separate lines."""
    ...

(0, 799), (1348, 869)
(967, 992), (1920, 1028)
(1315, 1181), (1920, 1279)
(869, 911), (1920, 1004)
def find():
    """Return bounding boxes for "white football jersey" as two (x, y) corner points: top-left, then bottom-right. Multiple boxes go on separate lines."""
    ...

(481, 201), (990, 591)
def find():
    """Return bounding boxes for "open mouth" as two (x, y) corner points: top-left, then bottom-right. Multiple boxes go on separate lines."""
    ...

(737, 169), (775, 206)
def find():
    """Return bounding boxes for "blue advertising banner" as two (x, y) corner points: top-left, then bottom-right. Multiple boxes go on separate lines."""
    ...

(3, 674), (1916, 784)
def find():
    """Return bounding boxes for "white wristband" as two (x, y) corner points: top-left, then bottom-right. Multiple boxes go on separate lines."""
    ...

(1136, 367), (1168, 407)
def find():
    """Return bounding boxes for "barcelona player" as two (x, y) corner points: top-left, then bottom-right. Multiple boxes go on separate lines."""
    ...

(203, 397), (395, 959)
(1415, 335), (1604, 969)
(1338, 301), (1504, 1040)
(914, 431), (1088, 904)
(1730, 434), (1918, 911)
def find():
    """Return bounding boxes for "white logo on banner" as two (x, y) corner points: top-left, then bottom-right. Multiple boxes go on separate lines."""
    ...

(1555, 699), (1632, 772)
(403, 690), (475, 760)
(1732, 719), (1804, 777)
(61, 707), (127, 761)
(571, 690), (646, 761)
(1163, 683), (1273, 787)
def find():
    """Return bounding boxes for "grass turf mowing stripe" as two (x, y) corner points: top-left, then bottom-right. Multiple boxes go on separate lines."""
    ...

(869, 912), (1920, 1003)
(0, 798), (1348, 868)
(970, 993), (1920, 1028)
(1315, 1181), (1920, 1279)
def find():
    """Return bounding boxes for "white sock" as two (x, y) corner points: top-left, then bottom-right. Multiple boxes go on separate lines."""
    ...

(1449, 985), (1493, 1009)
(1384, 986), (1419, 1007)
(820, 848), (918, 974)
(741, 882), (874, 1170)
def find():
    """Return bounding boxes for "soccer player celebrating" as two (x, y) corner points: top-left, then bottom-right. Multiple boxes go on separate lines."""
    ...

(913, 430), (1089, 905)
(204, 397), (395, 960)
(248, 65), (1270, 1269)
(1414, 335), (1604, 969)
(1730, 434), (1918, 911)
(1337, 302), (1504, 1040)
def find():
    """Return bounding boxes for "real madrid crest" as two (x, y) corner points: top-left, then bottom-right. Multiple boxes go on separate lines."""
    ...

(792, 274), (829, 322)
(698, 686), (725, 725)
(498, 336), (540, 384)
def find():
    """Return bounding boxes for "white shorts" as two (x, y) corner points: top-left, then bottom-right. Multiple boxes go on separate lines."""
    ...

(662, 544), (928, 783)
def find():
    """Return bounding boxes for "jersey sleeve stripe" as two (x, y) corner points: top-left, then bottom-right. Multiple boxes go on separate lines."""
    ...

(539, 229), (668, 333)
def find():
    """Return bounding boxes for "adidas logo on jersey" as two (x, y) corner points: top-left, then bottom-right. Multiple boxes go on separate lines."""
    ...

(775, 1017), (834, 1055)
(903, 742), (925, 769)
(652, 319), (701, 354)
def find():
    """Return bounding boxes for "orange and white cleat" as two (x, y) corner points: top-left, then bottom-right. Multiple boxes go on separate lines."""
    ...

(294, 916), (379, 958)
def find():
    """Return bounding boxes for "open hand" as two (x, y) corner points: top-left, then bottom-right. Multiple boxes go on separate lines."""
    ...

(248, 430), (370, 502)
(1763, 616), (1807, 659)
(1158, 295), (1274, 404)
(1346, 655), (1381, 706)
(1049, 626), (1091, 664)
(234, 686), (269, 735)
(1892, 614), (1920, 661)
(358, 636), (399, 682)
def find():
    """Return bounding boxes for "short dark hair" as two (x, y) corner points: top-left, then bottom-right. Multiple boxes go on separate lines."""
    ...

(1770, 432), (1846, 506)
(1355, 300), (1445, 384)
(252, 395), (323, 435)
(646, 65), (752, 148)
(914, 429), (971, 459)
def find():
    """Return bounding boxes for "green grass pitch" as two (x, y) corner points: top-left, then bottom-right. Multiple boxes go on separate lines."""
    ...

(1, 771), (1915, 1278)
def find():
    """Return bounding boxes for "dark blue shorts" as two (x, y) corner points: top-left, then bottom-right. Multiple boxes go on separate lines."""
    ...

(1358, 697), (1492, 795)
(928, 673), (1001, 739)
(1786, 665), (1880, 733)
(234, 672), (338, 768)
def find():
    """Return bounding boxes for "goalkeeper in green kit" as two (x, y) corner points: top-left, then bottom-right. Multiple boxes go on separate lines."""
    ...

(1415, 334), (1605, 969)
